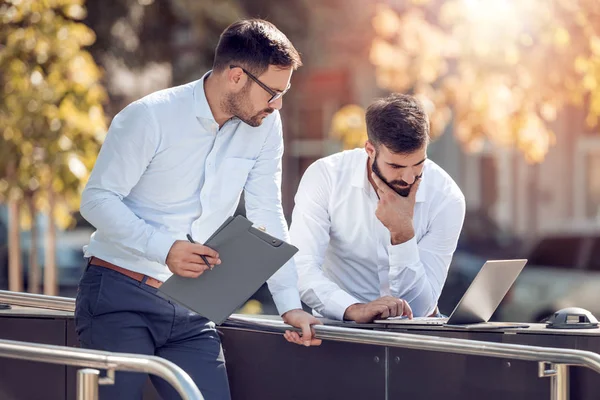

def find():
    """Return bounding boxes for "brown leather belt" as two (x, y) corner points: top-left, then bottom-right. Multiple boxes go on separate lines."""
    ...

(89, 257), (163, 288)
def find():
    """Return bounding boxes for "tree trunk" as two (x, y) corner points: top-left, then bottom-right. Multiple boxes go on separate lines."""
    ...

(7, 160), (23, 293)
(8, 196), (22, 292)
(44, 187), (57, 296)
(27, 194), (40, 294)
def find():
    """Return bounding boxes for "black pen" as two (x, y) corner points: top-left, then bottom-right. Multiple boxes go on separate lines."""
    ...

(186, 234), (213, 270)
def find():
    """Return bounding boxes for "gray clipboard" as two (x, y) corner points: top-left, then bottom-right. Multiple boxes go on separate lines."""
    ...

(158, 215), (298, 324)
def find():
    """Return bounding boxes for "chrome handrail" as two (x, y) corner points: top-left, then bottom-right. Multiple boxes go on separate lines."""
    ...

(2, 290), (600, 373)
(0, 290), (75, 312)
(0, 339), (203, 400)
(0, 290), (202, 399)
(225, 314), (600, 374)
(4, 290), (600, 400)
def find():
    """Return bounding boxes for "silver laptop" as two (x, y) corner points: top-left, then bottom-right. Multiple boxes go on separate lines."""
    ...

(377, 259), (529, 328)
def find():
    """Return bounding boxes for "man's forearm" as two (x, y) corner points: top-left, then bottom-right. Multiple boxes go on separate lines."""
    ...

(80, 187), (175, 264)
(388, 238), (440, 316)
(246, 204), (303, 315)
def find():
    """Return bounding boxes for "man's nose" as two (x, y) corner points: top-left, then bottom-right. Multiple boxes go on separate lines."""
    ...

(401, 170), (416, 185)
(270, 96), (283, 110)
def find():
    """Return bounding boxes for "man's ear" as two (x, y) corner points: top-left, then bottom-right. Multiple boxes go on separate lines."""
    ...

(226, 67), (246, 90)
(365, 141), (376, 160)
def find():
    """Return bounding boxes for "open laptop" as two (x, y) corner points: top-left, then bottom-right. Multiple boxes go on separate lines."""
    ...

(376, 259), (529, 329)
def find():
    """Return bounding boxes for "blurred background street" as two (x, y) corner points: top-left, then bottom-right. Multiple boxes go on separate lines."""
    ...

(1, 0), (599, 322)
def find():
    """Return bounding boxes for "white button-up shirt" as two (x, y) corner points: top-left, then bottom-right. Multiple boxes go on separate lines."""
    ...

(80, 72), (302, 315)
(290, 148), (466, 320)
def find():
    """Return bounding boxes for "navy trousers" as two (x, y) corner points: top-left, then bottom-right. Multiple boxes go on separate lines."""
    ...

(75, 264), (231, 400)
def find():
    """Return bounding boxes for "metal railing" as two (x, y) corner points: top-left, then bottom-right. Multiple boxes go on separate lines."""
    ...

(0, 290), (75, 312)
(225, 314), (600, 372)
(224, 315), (600, 400)
(0, 290), (203, 400)
(4, 291), (600, 400)
(0, 339), (203, 400)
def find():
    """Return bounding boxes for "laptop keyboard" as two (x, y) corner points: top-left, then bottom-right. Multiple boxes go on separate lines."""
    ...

(378, 316), (449, 324)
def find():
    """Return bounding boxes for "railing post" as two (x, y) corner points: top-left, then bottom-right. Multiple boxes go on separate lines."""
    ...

(539, 362), (569, 400)
(551, 364), (569, 400)
(77, 368), (100, 400)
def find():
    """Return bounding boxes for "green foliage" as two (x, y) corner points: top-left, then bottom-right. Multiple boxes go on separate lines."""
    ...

(371, 0), (600, 162)
(0, 0), (107, 228)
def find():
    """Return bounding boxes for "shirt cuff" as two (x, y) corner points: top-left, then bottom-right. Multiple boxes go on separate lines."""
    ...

(146, 230), (177, 265)
(324, 290), (362, 321)
(388, 236), (420, 268)
(272, 288), (303, 316)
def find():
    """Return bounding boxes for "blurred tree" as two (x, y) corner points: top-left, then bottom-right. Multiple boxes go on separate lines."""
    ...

(238, 0), (309, 40)
(370, 0), (600, 163)
(80, 0), (308, 111)
(85, 0), (176, 69)
(0, 0), (107, 294)
(330, 105), (368, 150)
(80, 0), (245, 113)
(168, 0), (309, 83)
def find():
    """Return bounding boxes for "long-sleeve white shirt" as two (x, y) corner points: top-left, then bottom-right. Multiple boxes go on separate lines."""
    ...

(80, 72), (302, 315)
(290, 149), (466, 320)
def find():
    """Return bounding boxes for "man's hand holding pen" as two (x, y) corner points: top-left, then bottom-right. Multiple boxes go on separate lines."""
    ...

(165, 237), (221, 278)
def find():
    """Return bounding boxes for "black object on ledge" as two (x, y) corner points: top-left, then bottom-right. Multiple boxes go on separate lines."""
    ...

(546, 307), (599, 329)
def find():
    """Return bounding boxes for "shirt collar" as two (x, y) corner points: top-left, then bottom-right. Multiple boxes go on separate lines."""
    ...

(194, 71), (216, 122)
(352, 150), (428, 203)
(193, 71), (241, 133)
(351, 151), (369, 189)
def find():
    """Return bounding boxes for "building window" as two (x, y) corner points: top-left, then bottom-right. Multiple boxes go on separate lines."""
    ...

(586, 150), (600, 220)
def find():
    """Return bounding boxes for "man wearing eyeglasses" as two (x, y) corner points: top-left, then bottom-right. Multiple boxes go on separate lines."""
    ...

(76, 19), (320, 400)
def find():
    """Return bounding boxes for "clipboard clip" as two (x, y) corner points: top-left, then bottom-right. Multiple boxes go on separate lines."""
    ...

(250, 226), (284, 247)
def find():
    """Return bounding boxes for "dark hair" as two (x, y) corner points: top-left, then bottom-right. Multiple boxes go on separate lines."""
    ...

(212, 19), (302, 75)
(365, 94), (430, 154)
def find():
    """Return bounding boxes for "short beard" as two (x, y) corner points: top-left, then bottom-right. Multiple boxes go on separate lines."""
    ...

(222, 85), (273, 127)
(372, 153), (413, 197)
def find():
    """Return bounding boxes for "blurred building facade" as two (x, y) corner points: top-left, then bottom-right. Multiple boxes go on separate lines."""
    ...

(83, 0), (600, 246)
(451, 107), (600, 239)
(284, 0), (600, 248)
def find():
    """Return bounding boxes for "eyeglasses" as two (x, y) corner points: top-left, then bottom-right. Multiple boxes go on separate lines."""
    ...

(229, 65), (291, 104)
